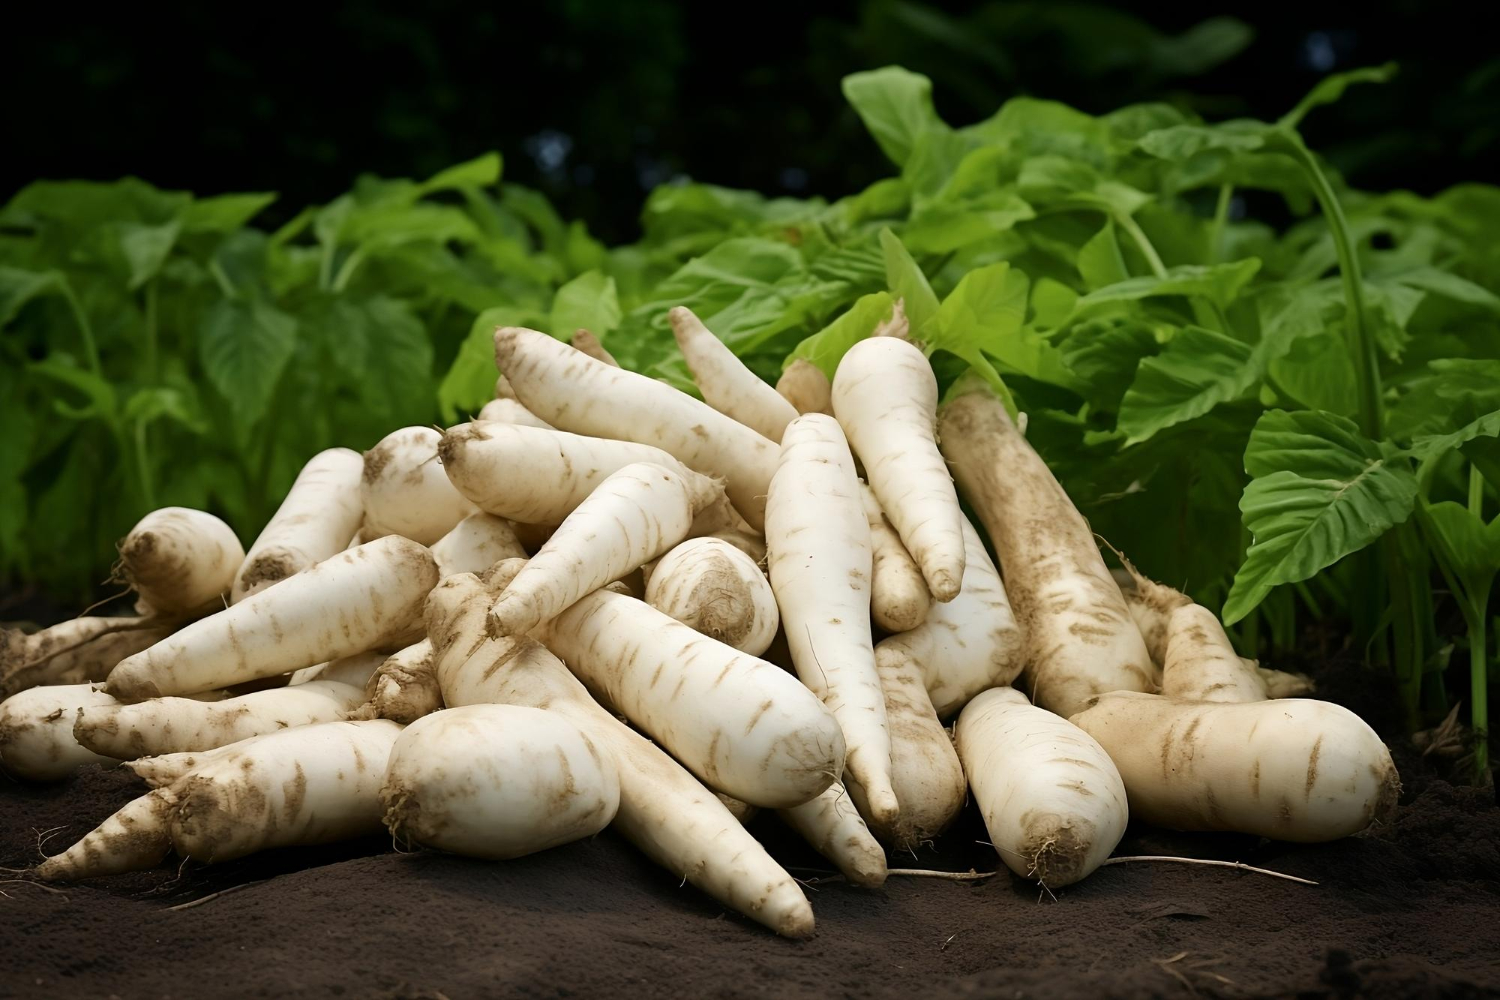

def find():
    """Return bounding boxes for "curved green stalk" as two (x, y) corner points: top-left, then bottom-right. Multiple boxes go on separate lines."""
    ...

(1114, 211), (1168, 279)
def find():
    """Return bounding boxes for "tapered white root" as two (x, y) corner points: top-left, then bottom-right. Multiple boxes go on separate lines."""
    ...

(862, 484), (931, 634)
(775, 359), (833, 416)
(362, 427), (477, 546)
(671, 306), (799, 443)
(779, 781), (888, 887)
(232, 448), (365, 602)
(34, 786), (180, 881)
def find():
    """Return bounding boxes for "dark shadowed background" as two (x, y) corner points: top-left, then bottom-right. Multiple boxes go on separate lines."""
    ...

(7, 1), (1495, 241)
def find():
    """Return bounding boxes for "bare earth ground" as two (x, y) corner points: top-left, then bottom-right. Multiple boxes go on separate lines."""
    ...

(1, 638), (1497, 999)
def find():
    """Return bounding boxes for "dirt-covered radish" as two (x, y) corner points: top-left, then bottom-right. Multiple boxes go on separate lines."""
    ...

(106, 536), (438, 700)
(381, 704), (620, 860)
(876, 520), (1024, 719)
(362, 426), (478, 546)
(494, 326), (779, 530)
(1071, 692), (1400, 842)
(349, 641), (440, 725)
(0, 617), (175, 699)
(570, 328), (619, 367)
(73, 679), (367, 759)
(34, 786), (180, 881)
(956, 687), (1128, 887)
(671, 306), (799, 443)
(117, 507), (244, 616)
(834, 337), (965, 602)
(430, 513), (526, 579)
(765, 414), (896, 825)
(428, 571), (816, 937)
(536, 586), (843, 809)
(862, 484), (930, 634)
(489, 462), (722, 636)
(169, 719), (402, 862)
(779, 781), (887, 887)
(940, 385), (1153, 718)
(0, 684), (121, 780)
(1161, 603), (1268, 702)
(232, 448), (365, 602)
(477, 397), (555, 429)
(122, 740), (251, 788)
(644, 537), (778, 656)
(775, 359), (833, 416)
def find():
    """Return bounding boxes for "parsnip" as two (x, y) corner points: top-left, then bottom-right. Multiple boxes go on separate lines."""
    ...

(106, 536), (438, 699)
(766, 414), (896, 824)
(834, 337), (965, 601)
(862, 484), (930, 633)
(430, 513), (526, 579)
(34, 786), (180, 881)
(1071, 692), (1400, 842)
(232, 448), (365, 602)
(118, 507), (244, 616)
(940, 386), (1153, 717)
(362, 426), (478, 546)
(671, 306), (799, 442)
(956, 687), (1128, 887)
(644, 537), (778, 656)
(382, 704), (620, 860)
(779, 781), (887, 887)
(876, 520), (1023, 719)
(536, 587), (843, 808)
(775, 359), (833, 416)
(494, 326), (779, 530)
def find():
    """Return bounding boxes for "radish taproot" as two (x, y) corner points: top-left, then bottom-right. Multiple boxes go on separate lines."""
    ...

(381, 704), (620, 859)
(105, 536), (438, 700)
(118, 507), (244, 616)
(862, 484), (930, 634)
(833, 337), (965, 602)
(477, 397), (555, 429)
(1071, 692), (1400, 841)
(570, 328), (619, 367)
(1161, 603), (1268, 703)
(644, 537), (778, 656)
(430, 513), (526, 579)
(779, 781), (887, 887)
(775, 359), (833, 416)
(494, 326), (778, 530)
(766, 414), (897, 825)
(362, 427), (478, 546)
(670, 306), (799, 443)
(0, 684), (122, 780)
(35, 786), (181, 881)
(0, 617), (176, 699)
(939, 385), (1153, 718)
(956, 687), (1128, 887)
(232, 448), (365, 603)
(351, 641), (440, 725)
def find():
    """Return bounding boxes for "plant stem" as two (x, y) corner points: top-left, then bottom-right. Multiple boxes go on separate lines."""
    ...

(1470, 465), (1485, 517)
(144, 278), (160, 384)
(1208, 183), (1233, 264)
(1114, 212), (1169, 279)
(59, 280), (103, 379)
(1471, 609), (1489, 777)
(133, 419), (156, 510)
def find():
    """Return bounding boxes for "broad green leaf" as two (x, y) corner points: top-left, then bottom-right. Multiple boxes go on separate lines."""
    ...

(965, 98), (1111, 167)
(1268, 329), (1359, 417)
(550, 270), (622, 340)
(1279, 63), (1398, 130)
(439, 305), (549, 423)
(841, 67), (945, 167)
(29, 357), (118, 422)
(343, 297), (434, 427)
(1388, 359), (1500, 443)
(418, 152), (503, 195)
(181, 193), (277, 233)
(1411, 407), (1500, 462)
(1137, 121), (1270, 162)
(199, 297), (297, 432)
(1077, 220), (1130, 291)
(4, 177), (188, 227)
(902, 191), (1035, 254)
(1056, 318), (1159, 410)
(879, 228), (939, 332)
(1387, 266), (1500, 313)
(785, 291), (894, 379)
(1223, 409), (1418, 623)
(1075, 259), (1262, 312)
(1118, 326), (1253, 443)
(118, 220), (181, 290)
(0, 266), (61, 327)
(1419, 501), (1500, 600)
(928, 262), (1076, 389)
(123, 387), (208, 434)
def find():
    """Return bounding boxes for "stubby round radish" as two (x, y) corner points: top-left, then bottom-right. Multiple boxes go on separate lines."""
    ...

(0, 683), (119, 781)
(381, 704), (620, 860)
(645, 537), (778, 656)
(118, 507), (244, 616)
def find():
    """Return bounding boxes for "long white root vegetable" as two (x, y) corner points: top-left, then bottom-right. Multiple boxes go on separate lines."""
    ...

(169, 720), (402, 862)
(490, 462), (719, 636)
(862, 484), (930, 634)
(362, 426), (478, 546)
(644, 537), (779, 656)
(876, 520), (1024, 719)
(1071, 692), (1400, 841)
(351, 641), (440, 725)
(118, 507), (244, 616)
(477, 397), (555, 429)
(850, 650), (965, 850)
(778, 782), (887, 887)
(106, 536), (438, 699)
(570, 329), (619, 367)
(430, 513), (526, 579)
(73, 679), (366, 759)
(382, 704), (620, 860)
(0, 684), (120, 780)
(1161, 603), (1268, 702)
(494, 326), (779, 530)
(766, 414), (895, 824)
(428, 573), (816, 937)
(671, 306), (799, 442)
(34, 786), (180, 881)
(0, 617), (175, 698)
(122, 740), (251, 788)
(940, 387), (1153, 718)
(833, 338), (965, 602)
(537, 587), (843, 808)
(775, 359), (833, 416)
(956, 687), (1128, 887)
(232, 448), (365, 602)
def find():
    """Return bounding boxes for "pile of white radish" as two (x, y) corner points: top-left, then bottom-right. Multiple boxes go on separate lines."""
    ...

(0, 303), (1400, 937)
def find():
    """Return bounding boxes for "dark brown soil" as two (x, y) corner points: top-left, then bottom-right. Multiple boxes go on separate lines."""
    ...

(2, 658), (1497, 999)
